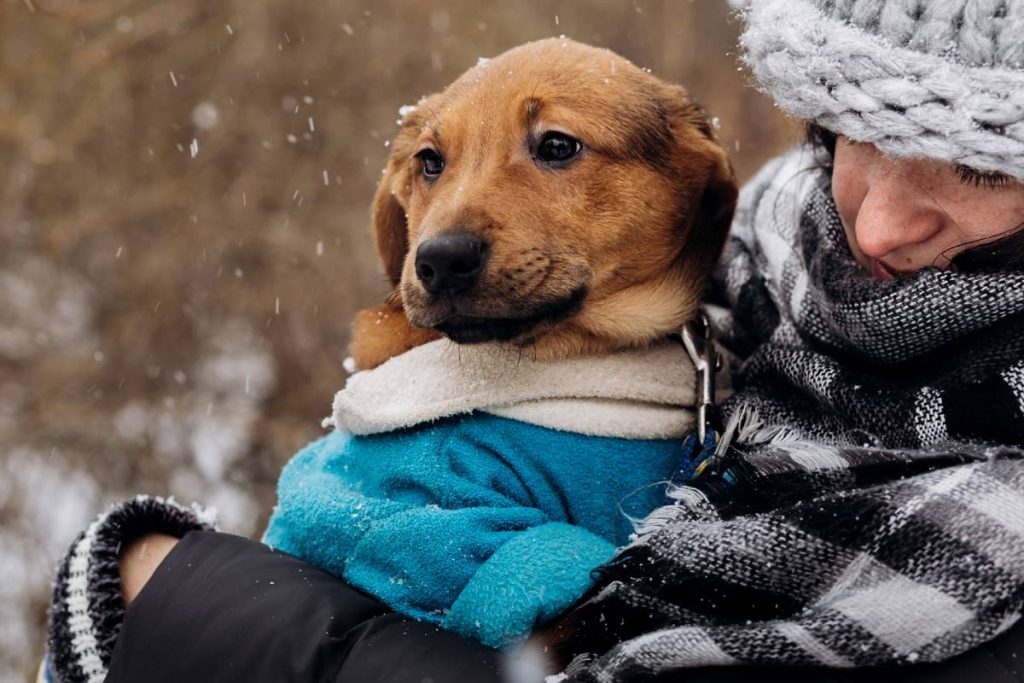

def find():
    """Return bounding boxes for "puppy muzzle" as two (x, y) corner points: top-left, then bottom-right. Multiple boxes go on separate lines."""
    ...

(415, 233), (488, 295)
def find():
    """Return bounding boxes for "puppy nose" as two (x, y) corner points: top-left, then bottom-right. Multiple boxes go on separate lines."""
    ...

(415, 233), (487, 295)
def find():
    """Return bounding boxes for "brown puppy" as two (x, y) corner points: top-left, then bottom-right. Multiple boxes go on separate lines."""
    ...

(350, 38), (736, 370)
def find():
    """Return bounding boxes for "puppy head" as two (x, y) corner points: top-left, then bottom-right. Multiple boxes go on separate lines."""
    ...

(370, 38), (736, 359)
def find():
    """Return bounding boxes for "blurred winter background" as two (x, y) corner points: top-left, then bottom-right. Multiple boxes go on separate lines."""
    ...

(0, 0), (796, 679)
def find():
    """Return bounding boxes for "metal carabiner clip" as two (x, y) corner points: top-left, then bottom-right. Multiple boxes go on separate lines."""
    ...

(681, 310), (720, 445)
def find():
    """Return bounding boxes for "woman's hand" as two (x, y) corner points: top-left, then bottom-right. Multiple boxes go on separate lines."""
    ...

(119, 533), (179, 603)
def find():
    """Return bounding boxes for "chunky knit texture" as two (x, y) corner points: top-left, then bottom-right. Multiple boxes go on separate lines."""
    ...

(739, 0), (1024, 179)
(46, 497), (215, 683)
(559, 148), (1024, 681)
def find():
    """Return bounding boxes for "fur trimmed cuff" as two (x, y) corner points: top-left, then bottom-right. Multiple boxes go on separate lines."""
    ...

(46, 496), (216, 683)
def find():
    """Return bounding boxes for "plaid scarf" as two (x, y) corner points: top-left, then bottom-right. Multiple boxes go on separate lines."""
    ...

(559, 148), (1024, 682)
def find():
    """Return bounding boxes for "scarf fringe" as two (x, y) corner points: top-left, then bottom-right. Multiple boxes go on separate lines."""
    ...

(632, 405), (841, 544)
(716, 403), (838, 454)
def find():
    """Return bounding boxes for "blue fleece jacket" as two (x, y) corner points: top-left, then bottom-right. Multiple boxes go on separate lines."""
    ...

(263, 413), (680, 649)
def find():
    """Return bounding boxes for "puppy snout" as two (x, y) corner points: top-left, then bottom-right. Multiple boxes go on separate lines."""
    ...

(415, 233), (487, 295)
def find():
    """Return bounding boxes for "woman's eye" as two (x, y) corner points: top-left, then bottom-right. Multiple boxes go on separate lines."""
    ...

(536, 132), (582, 164)
(955, 164), (1012, 189)
(416, 149), (445, 178)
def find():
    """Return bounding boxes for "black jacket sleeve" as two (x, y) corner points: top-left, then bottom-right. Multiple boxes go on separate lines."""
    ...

(46, 497), (1024, 683)
(105, 530), (1024, 683)
(104, 531), (508, 683)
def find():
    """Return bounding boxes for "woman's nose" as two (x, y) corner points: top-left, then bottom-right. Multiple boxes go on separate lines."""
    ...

(852, 173), (946, 260)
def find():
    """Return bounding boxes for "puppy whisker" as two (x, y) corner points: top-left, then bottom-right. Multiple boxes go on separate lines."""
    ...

(527, 342), (539, 363)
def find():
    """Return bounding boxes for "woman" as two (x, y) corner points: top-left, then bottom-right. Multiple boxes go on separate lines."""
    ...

(43, 0), (1024, 681)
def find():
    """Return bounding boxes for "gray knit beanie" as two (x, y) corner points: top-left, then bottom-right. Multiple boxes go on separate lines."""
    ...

(739, 0), (1024, 180)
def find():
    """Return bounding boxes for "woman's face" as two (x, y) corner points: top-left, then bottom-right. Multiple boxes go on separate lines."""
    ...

(831, 137), (1024, 279)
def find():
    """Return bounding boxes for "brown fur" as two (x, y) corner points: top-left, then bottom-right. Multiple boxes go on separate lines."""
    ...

(350, 38), (737, 371)
(350, 303), (442, 371)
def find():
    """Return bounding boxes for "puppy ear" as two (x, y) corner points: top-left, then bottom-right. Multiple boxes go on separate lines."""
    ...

(663, 87), (739, 285)
(371, 97), (438, 287)
(371, 177), (409, 289)
(355, 98), (444, 368)
(686, 139), (738, 284)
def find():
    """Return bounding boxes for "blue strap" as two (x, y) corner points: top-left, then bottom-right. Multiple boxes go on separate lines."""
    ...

(40, 651), (54, 683)
(667, 429), (718, 495)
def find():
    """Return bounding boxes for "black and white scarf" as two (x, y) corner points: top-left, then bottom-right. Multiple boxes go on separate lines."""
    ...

(559, 148), (1024, 682)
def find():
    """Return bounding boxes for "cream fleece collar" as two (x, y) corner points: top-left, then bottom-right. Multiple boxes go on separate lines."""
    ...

(329, 339), (706, 440)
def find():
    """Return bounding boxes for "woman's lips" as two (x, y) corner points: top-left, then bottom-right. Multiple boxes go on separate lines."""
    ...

(870, 259), (913, 281)
(871, 259), (896, 281)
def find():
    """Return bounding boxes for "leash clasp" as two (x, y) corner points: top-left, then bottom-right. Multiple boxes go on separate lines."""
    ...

(681, 310), (720, 445)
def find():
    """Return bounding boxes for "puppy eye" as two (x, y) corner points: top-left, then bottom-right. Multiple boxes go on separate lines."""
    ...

(415, 149), (445, 178)
(536, 132), (582, 164)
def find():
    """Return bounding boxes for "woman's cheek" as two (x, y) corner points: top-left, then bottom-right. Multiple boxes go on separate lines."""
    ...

(831, 175), (860, 234)
(951, 195), (1024, 244)
(830, 146), (871, 263)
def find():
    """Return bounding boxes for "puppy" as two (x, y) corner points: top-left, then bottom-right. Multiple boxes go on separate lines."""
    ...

(265, 38), (736, 655)
(350, 38), (736, 369)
